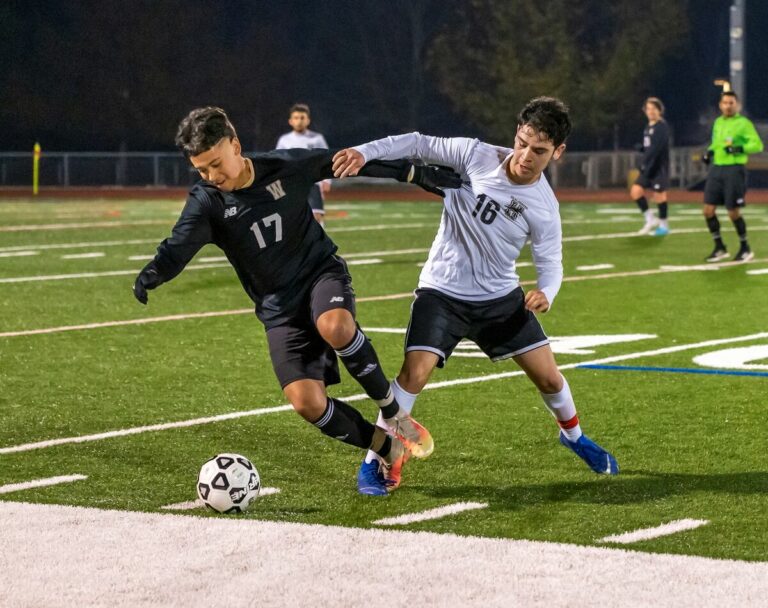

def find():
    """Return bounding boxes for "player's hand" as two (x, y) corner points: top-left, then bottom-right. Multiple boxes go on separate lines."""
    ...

(408, 164), (462, 197)
(725, 145), (744, 155)
(133, 267), (162, 305)
(524, 289), (550, 313)
(332, 149), (365, 178)
(702, 150), (713, 165)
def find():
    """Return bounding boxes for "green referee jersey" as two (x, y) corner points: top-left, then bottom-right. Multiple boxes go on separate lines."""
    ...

(708, 113), (764, 166)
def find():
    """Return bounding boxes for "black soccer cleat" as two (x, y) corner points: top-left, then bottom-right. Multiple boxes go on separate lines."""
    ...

(733, 246), (754, 263)
(705, 247), (729, 263)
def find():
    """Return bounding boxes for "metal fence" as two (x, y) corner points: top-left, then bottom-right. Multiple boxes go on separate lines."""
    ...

(1, 147), (758, 190)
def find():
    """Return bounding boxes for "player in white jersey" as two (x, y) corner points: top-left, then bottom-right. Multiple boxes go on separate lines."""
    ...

(276, 104), (331, 226)
(333, 97), (619, 495)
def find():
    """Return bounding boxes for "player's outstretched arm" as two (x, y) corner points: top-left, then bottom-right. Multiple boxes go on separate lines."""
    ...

(132, 195), (213, 305)
(358, 159), (461, 197)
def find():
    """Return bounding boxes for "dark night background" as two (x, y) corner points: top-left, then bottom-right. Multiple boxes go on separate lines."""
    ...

(1, 0), (766, 152)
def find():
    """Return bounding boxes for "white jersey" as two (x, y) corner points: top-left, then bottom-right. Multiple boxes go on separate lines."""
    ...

(353, 132), (563, 305)
(275, 129), (329, 150)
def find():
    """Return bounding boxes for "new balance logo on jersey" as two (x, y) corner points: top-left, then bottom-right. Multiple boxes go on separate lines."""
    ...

(503, 196), (527, 221)
(356, 363), (378, 377)
(329, 296), (344, 303)
(224, 207), (237, 218)
(266, 180), (286, 200)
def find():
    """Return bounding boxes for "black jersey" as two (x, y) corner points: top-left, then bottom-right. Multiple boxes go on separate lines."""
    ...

(144, 148), (410, 327)
(639, 119), (670, 178)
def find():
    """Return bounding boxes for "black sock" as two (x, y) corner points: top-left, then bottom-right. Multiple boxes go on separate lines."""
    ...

(733, 216), (748, 247)
(313, 398), (374, 449)
(634, 196), (649, 213)
(658, 202), (668, 220)
(335, 329), (399, 417)
(706, 215), (725, 249)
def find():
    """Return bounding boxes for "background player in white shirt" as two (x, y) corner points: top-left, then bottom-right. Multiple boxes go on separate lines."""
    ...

(333, 97), (619, 495)
(276, 103), (332, 226)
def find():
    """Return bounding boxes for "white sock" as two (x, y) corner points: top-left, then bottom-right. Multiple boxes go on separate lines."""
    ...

(660, 219), (669, 229)
(644, 210), (655, 223)
(365, 380), (419, 464)
(539, 375), (582, 442)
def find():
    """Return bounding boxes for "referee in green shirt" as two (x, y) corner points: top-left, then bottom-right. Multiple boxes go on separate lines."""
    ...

(702, 91), (764, 262)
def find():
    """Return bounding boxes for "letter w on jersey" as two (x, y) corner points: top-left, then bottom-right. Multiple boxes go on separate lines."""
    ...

(266, 180), (286, 200)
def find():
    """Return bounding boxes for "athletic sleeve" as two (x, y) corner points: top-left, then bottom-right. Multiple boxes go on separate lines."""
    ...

(283, 148), (413, 184)
(741, 119), (764, 155)
(144, 193), (213, 283)
(352, 132), (479, 176)
(317, 134), (329, 149)
(641, 122), (669, 176)
(529, 211), (563, 308)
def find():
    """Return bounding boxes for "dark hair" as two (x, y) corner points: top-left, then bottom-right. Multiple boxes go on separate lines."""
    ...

(721, 91), (738, 101)
(289, 103), (311, 117)
(644, 97), (665, 114)
(175, 107), (237, 158)
(517, 97), (571, 147)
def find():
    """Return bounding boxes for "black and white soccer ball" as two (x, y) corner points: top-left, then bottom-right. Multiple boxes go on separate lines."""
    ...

(197, 453), (261, 514)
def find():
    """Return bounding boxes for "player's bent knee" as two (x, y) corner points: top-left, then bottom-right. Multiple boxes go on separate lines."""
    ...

(315, 312), (355, 349)
(537, 372), (564, 395)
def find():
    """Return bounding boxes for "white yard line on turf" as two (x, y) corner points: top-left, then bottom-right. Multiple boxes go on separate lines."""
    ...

(2, 332), (766, 455)
(5, 222), (766, 256)
(60, 252), (105, 259)
(599, 519), (710, 544)
(0, 474), (87, 494)
(0, 238), (159, 253)
(0, 250), (39, 258)
(4, 501), (767, 608)
(0, 220), (171, 232)
(347, 258), (382, 265)
(1, 250), (762, 287)
(0, 294), (414, 339)
(160, 487), (281, 510)
(0, 262), (232, 284)
(373, 502), (488, 526)
(746, 268), (768, 275)
(576, 263), (614, 271)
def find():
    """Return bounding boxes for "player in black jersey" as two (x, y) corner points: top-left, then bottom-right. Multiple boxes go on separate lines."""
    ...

(132, 107), (459, 491)
(629, 97), (671, 236)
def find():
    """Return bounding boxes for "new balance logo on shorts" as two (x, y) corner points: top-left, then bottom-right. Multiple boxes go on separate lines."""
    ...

(329, 296), (344, 303)
(356, 363), (378, 377)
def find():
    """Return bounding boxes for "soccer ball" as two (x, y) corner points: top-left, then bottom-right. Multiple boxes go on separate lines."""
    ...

(197, 453), (261, 514)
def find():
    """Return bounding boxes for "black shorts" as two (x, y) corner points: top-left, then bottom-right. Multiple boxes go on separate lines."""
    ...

(265, 256), (355, 388)
(635, 170), (669, 192)
(704, 165), (747, 209)
(405, 287), (549, 368)
(308, 184), (324, 214)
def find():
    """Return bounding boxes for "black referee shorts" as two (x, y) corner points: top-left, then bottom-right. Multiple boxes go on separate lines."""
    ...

(265, 256), (356, 388)
(704, 165), (747, 209)
(404, 287), (549, 368)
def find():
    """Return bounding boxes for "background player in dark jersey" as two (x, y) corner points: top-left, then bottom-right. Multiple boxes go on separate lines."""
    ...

(132, 107), (459, 491)
(629, 97), (670, 236)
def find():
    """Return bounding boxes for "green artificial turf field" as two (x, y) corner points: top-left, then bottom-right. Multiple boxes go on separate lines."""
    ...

(1, 197), (766, 562)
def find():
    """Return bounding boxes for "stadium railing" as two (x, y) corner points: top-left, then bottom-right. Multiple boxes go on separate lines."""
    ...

(1, 148), (762, 190)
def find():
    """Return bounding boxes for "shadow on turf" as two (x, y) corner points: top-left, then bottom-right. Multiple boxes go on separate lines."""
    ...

(415, 470), (768, 507)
